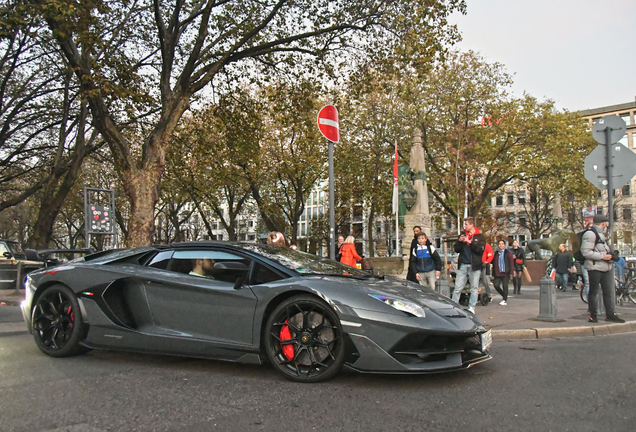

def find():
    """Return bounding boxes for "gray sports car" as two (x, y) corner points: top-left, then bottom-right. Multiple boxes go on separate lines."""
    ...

(20, 242), (492, 382)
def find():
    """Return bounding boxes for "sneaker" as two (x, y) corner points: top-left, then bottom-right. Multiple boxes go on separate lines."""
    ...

(499, 300), (507, 306)
(588, 316), (598, 323)
(606, 315), (625, 323)
(468, 307), (475, 314)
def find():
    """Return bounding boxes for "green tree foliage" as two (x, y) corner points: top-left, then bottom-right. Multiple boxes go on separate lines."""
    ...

(23, 0), (464, 247)
(346, 51), (596, 239)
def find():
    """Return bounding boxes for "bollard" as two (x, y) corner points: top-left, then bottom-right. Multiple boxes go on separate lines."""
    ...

(435, 276), (451, 298)
(14, 261), (23, 296)
(536, 275), (564, 322)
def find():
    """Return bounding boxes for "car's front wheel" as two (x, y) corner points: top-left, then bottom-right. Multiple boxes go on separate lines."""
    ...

(264, 295), (345, 383)
(32, 284), (89, 357)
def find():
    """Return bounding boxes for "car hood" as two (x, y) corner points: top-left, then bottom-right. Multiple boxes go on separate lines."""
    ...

(357, 276), (459, 310)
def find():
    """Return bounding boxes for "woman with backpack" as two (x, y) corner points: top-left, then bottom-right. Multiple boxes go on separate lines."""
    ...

(492, 239), (515, 305)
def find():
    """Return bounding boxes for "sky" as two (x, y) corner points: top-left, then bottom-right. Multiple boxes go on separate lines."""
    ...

(449, 0), (636, 112)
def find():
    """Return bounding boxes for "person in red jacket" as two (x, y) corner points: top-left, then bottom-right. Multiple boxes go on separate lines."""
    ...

(340, 236), (362, 267)
(481, 242), (494, 303)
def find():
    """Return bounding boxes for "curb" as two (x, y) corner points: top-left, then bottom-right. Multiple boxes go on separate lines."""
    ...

(493, 321), (636, 340)
(0, 298), (22, 306)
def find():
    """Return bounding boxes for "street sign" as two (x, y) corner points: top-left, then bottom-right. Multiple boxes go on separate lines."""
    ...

(317, 105), (339, 143)
(584, 144), (636, 190)
(592, 115), (626, 145)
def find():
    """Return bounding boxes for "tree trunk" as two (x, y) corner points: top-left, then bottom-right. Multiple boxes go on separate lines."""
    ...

(123, 167), (163, 247)
(366, 203), (375, 257)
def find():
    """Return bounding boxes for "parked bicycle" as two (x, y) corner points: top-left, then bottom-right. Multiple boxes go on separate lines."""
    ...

(580, 267), (636, 306)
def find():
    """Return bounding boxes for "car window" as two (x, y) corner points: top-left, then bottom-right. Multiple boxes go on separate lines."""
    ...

(236, 244), (369, 277)
(251, 263), (285, 285)
(0, 242), (9, 257)
(169, 250), (251, 284)
(8, 242), (25, 258)
(147, 250), (173, 270)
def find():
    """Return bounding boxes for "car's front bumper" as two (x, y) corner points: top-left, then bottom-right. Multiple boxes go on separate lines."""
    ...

(339, 307), (492, 373)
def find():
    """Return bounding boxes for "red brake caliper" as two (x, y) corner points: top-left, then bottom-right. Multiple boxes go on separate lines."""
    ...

(280, 320), (294, 360)
(68, 306), (73, 328)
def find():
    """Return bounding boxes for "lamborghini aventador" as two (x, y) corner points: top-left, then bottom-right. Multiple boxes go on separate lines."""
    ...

(21, 242), (492, 382)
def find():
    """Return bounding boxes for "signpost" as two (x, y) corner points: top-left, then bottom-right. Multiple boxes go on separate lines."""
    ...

(84, 187), (117, 249)
(584, 114), (631, 245)
(317, 105), (339, 260)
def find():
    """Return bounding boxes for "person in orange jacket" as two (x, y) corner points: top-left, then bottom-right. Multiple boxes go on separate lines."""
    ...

(340, 235), (362, 267)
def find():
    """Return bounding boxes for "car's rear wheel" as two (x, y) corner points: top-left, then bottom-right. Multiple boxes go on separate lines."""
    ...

(32, 284), (89, 357)
(264, 295), (345, 383)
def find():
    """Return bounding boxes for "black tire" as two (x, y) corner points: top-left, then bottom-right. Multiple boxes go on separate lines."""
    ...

(479, 293), (489, 306)
(31, 284), (89, 358)
(580, 285), (588, 304)
(626, 280), (636, 305)
(264, 294), (345, 383)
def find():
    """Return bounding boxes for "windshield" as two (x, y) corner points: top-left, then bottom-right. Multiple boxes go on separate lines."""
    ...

(7, 242), (25, 259)
(236, 243), (370, 277)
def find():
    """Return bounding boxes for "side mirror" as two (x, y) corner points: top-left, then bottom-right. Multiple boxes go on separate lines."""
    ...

(233, 276), (245, 290)
(3, 251), (12, 259)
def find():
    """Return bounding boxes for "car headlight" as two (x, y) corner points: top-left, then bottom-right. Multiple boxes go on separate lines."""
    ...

(369, 294), (426, 318)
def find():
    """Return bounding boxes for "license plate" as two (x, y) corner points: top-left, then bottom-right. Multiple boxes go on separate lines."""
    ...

(480, 330), (492, 352)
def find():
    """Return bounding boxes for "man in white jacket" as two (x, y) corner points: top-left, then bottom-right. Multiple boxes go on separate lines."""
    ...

(581, 214), (624, 323)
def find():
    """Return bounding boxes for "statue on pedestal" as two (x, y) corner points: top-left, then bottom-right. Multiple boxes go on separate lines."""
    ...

(402, 129), (433, 275)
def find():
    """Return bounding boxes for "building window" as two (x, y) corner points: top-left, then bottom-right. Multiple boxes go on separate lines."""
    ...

(620, 112), (631, 126)
(519, 213), (527, 227)
(248, 220), (254, 228)
(622, 183), (631, 196)
(496, 196), (503, 206)
(247, 234), (255, 241)
(507, 194), (514, 205)
(519, 235), (526, 246)
(623, 206), (632, 221)
(239, 233), (247, 241)
(445, 218), (452, 230)
(619, 134), (628, 148)
(598, 207), (603, 215)
(508, 213), (515, 226)
(211, 222), (218, 230)
(518, 193), (526, 205)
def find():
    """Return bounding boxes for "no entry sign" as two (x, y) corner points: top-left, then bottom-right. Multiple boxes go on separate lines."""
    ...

(317, 105), (339, 143)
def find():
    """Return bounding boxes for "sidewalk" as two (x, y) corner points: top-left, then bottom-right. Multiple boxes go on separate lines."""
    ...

(0, 289), (23, 306)
(3, 287), (636, 340)
(473, 285), (636, 340)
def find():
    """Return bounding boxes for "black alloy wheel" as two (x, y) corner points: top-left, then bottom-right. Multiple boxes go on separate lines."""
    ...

(32, 284), (89, 357)
(264, 295), (345, 383)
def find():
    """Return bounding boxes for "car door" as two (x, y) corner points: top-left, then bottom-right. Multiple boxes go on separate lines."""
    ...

(143, 249), (257, 347)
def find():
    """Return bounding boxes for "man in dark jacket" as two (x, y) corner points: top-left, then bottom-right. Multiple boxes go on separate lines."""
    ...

(406, 226), (422, 282)
(552, 244), (573, 291)
(451, 217), (487, 313)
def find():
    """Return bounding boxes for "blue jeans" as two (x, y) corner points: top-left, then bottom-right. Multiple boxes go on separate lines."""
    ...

(453, 264), (480, 309)
(557, 272), (569, 290)
(581, 267), (589, 296)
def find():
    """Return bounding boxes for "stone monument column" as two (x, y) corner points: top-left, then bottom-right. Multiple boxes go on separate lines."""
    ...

(402, 128), (433, 273)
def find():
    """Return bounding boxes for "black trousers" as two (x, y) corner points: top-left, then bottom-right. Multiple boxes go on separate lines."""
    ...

(587, 269), (615, 317)
(493, 276), (509, 301)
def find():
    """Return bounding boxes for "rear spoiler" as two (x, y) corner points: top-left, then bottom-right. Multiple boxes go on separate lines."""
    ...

(24, 248), (95, 262)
